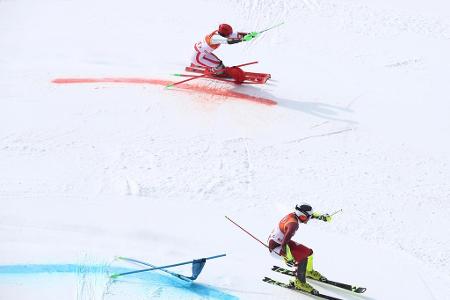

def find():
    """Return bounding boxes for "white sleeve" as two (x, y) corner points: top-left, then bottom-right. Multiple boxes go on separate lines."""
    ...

(229, 32), (239, 39)
(210, 34), (229, 45)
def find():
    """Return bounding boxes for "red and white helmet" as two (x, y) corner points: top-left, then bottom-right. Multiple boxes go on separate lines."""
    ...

(218, 24), (233, 37)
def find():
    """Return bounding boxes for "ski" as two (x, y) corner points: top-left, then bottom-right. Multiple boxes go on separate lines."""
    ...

(167, 62), (257, 88)
(271, 266), (366, 294)
(263, 277), (343, 300)
(185, 65), (271, 84)
(172, 73), (267, 85)
(185, 65), (270, 78)
(185, 65), (271, 81)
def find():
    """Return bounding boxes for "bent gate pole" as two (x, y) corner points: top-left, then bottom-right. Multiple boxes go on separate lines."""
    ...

(110, 253), (226, 279)
(225, 215), (269, 249)
(225, 216), (290, 261)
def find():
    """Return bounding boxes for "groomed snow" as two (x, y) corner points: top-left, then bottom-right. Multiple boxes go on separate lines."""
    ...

(1, 0), (450, 299)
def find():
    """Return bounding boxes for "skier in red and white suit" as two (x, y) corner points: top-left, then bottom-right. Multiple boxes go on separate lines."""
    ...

(191, 24), (254, 82)
(268, 203), (332, 293)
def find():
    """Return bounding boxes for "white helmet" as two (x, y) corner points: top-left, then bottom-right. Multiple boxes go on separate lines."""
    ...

(295, 203), (313, 218)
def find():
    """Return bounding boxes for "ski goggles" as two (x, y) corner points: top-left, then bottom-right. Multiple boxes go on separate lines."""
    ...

(298, 213), (311, 222)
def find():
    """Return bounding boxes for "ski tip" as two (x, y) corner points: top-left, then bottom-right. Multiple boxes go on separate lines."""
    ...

(109, 274), (119, 279)
(165, 84), (174, 89)
(171, 73), (183, 77)
(354, 287), (366, 293)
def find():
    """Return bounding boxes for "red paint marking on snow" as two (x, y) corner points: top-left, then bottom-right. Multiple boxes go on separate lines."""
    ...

(181, 84), (277, 106)
(52, 77), (277, 106)
(52, 78), (171, 85)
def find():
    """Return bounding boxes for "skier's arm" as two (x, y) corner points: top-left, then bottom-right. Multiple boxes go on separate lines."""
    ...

(229, 32), (257, 43)
(237, 32), (248, 39)
(210, 32), (249, 45)
(227, 38), (242, 44)
(279, 222), (298, 254)
(210, 33), (243, 45)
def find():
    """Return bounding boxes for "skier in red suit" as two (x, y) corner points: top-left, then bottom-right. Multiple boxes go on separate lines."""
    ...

(268, 203), (332, 293)
(191, 24), (258, 83)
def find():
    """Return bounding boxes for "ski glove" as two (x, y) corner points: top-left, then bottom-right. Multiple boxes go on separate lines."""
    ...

(243, 31), (259, 42)
(312, 212), (332, 222)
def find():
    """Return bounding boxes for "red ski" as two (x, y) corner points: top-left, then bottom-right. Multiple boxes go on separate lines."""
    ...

(185, 64), (271, 84)
(167, 61), (270, 88)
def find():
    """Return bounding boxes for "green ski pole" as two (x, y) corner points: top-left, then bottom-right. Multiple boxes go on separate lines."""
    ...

(243, 22), (284, 41)
(258, 22), (285, 34)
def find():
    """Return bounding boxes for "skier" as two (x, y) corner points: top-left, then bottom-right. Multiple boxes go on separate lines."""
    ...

(268, 203), (332, 293)
(191, 24), (258, 83)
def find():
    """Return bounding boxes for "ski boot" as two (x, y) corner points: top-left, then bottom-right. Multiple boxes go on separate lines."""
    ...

(289, 278), (317, 294)
(305, 255), (327, 281)
(208, 62), (226, 76)
(306, 269), (327, 281)
(224, 66), (245, 83)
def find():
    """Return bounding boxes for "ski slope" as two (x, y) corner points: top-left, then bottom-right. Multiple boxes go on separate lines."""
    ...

(1, 0), (450, 299)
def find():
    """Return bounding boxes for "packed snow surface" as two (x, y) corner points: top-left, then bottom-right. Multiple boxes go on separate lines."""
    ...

(1, 0), (450, 299)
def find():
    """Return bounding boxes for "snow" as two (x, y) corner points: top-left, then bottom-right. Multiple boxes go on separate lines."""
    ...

(1, 0), (450, 299)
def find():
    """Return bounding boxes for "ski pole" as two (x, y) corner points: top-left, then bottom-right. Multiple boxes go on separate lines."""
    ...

(166, 61), (258, 88)
(225, 216), (269, 249)
(225, 216), (291, 261)
(258, 22), (284, 34)
(110, 254), (226, 279)
(165, 73), (209, 88)
(243, 22), (284, 42)
(226, 216), (297, 263)
(330, 209), (343, 217)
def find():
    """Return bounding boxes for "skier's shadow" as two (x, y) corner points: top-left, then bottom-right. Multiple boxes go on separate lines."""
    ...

(233, 85), (357, 125)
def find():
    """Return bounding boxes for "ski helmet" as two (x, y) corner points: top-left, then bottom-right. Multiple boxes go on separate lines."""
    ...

(295, 203), (313, 220)
(218, 24), (233, 37)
